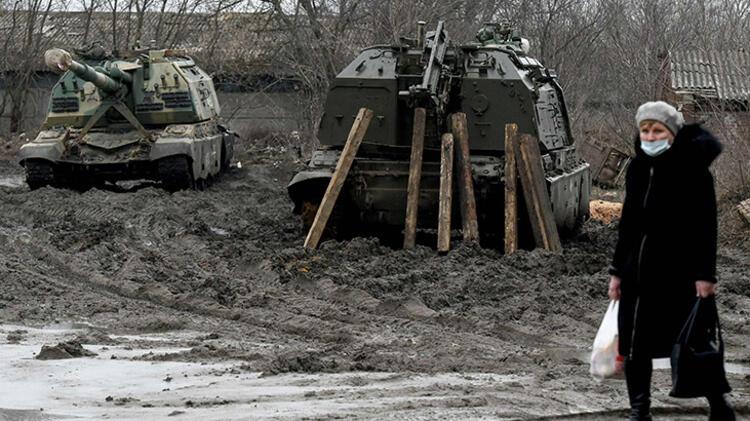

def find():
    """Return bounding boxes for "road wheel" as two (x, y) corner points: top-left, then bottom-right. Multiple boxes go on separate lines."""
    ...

(299, 199), (353, 240)
(300, 200), (318, 230)
(158, 156), (194, 192)
(25, 160), (55, 190)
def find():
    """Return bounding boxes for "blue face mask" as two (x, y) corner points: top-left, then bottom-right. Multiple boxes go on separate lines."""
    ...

(640, 139), (671, 157)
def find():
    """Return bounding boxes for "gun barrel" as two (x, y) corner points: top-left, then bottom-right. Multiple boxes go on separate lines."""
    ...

(44, 48), (122, 93)
(68, 60), (122, 93)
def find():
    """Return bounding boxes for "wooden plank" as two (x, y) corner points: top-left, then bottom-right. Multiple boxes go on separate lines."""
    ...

(437, 133), (454, 253)
(739, 198), (750, 225)
(403, 107), (427, 249)
(515, 133), (562, 252)
(504, 123), (518, 254)
(450, 113), (479, 243)
(304, 108), (373, 250)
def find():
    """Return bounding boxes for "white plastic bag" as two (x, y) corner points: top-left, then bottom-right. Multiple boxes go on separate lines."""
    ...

(590, 300), (624, 381)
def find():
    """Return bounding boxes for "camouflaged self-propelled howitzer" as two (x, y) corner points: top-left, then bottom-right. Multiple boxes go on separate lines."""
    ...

(288, 22), (591, 247)
(18, 47), (235, 190)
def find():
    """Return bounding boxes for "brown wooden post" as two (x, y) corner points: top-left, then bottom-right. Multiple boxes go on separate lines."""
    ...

(738, 198), (750, 225)
(437, 133), (454, 253)
(504, 123), (519, 254)
(450, 113), (479, 242)
(515, 133), (562, 252)
(403, 107), (427, 249)
(304, 108), (373, 250)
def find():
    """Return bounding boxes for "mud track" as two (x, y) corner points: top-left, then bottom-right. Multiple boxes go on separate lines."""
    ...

(0, 146), (748, 420)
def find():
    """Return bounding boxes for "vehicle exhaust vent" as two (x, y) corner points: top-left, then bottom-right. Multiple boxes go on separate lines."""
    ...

(162, 92), (192, 109)
(51, 97), (79, 113)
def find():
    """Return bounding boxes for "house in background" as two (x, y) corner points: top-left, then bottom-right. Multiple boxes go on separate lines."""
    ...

(569, 49), (750, 189)
(658, 49), (750, 139)
(657, 49), (750, 194)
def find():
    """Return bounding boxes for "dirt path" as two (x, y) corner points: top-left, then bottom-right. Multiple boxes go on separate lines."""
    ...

(0, 148), (748, 420)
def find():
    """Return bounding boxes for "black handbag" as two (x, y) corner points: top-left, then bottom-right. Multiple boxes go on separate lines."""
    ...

(670, 297), (732, 398)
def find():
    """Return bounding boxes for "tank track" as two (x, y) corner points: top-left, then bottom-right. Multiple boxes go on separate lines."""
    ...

(158, 156), (194, 192)
(221, 140), (232, 172)
(25, 160), (55, 190)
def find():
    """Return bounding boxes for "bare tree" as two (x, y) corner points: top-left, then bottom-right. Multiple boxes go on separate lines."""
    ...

(2, 0), (58, 134)
(132, 0), (155, 44)
(105, 0), (119, 51)
(79, 0), (100, 44)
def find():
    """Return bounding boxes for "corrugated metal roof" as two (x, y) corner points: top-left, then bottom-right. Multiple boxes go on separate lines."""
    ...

(670, 49), (750, 101)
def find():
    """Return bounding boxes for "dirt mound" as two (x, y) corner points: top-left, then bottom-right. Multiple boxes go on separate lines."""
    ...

(0, 135), (24, 160)
(5, 329), (27, 343)
(139, 343), (264, 363)
(74, 330), (120, 345)
(263, 349), (346, 375)
(35, 340), (97, 360)
(0, 147), (748, 378)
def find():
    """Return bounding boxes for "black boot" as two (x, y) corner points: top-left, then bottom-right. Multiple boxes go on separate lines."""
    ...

(707, 394), (735, 421)
(625, 358), (653, 421)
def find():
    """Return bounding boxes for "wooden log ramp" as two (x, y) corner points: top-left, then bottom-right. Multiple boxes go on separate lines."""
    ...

(304, 108), (373, 250)
(451, 113), (479, 243)
(437, 133), (454, 253)
(403, 107), (427, 250)
(514, 133), (562, 252)
(504, 123), (519, 255)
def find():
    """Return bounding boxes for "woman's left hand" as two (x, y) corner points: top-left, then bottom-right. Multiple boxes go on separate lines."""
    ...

(696, 280), (716, 298)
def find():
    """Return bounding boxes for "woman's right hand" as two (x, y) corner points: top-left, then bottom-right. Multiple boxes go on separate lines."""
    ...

(608, 275), (621, 301)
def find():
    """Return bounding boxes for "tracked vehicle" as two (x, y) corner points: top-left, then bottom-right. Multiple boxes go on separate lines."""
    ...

(18, 47), (235, 191)
(289, 22), (590, 247)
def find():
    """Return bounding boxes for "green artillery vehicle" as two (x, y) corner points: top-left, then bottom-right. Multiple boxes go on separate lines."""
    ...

(18, 47), (234, 191)
(288, 22), (590, 247)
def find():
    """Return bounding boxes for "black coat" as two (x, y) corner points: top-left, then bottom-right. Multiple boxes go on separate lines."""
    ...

(610, 124), (722, 359)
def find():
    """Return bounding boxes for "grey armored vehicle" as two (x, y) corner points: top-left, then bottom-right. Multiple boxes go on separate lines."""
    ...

(288, 22), (590, 247)
(18, 47), (234, 191)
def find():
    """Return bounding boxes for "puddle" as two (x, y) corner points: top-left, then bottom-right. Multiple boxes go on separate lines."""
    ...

(0, 324), (527, 420)
(0, 175), (24, 189)
(2, 325), (744, 420)
(652, 358), (750, 375)
(555, 347), (750, 376)
(725, 362), (750, 375)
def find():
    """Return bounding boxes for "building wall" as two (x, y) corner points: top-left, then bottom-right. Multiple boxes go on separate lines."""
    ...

(682, 107), (750, 195)
(217, 91), (302, 138)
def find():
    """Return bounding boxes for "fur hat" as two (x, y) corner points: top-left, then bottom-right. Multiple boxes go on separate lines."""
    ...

(635, 101), (684, 135)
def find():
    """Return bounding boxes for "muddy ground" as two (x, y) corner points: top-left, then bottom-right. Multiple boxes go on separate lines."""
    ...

(0, 142), (748, 420)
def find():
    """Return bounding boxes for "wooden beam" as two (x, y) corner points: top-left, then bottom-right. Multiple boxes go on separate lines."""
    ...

(515, 133), (562, 252)
(437, 133), (454, 253)
(304, 108), (373, 250)
(403, 107), (427, 249)
(739, 198), (750, 225)
(450, 113), (479, 243)
(504, 123), (518, 254)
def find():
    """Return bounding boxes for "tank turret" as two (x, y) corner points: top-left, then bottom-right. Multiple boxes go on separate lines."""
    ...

(44, 48), (128, 94)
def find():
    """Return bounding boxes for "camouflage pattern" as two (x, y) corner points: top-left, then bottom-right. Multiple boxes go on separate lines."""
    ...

(18, 47), (234, 190)
(288, 22), (591, 246)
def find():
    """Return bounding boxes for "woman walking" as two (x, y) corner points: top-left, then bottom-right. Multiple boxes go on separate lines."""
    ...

(608, 101), (735, 420)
